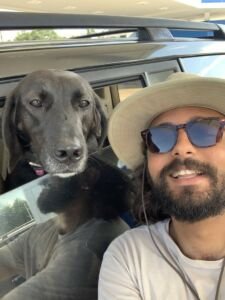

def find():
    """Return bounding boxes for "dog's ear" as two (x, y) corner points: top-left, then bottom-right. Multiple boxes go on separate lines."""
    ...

(2, 92), (23, 176)
(92, 92), (108, 147)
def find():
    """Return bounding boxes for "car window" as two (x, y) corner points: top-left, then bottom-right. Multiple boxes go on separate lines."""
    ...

(180, 55), (225, 78)
(0, 28), (137, 44)
(0, 175), (54, 247)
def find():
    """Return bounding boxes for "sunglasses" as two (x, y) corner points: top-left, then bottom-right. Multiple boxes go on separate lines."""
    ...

(141, 118), (225, 154)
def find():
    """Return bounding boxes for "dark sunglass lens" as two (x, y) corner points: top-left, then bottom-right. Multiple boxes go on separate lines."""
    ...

(148, 126), (177, 153)
(187, 119), (220, 147)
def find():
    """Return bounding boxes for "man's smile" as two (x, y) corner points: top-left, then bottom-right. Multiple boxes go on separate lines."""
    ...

(170, 169), (203, 179)
(168, 169), (208, 187)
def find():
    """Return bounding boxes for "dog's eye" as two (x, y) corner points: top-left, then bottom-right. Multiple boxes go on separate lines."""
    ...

(30, 99), (43, 107)
(79, 100), (90, 108)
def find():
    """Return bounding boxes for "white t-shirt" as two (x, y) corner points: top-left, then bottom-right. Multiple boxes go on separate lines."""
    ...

(98, 219), (225, 300)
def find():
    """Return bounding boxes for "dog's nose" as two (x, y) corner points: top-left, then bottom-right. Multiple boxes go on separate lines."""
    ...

(54, 146), (83, 162)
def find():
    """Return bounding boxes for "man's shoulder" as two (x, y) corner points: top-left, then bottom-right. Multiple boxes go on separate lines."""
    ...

(118, 219), (169, 238)
(115, 224), (149, 243)
(105, 219), (170, 253)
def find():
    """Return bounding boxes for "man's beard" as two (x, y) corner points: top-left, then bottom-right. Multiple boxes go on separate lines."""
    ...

(149, 158), (225, 222)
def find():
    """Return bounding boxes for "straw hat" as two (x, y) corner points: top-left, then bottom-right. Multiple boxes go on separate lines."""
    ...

(108, 72), (225, 170)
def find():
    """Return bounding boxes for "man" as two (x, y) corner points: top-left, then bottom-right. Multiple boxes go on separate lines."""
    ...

(98, 72), (225, 300)
(0, 157), (133, 300)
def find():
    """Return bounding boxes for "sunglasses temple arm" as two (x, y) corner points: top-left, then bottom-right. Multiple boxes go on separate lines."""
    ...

(216, 126), (224, 143)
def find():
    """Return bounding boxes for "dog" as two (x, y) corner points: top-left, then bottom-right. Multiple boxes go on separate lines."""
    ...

(0, 70), (136, 299)
(2, 69), (107, 190)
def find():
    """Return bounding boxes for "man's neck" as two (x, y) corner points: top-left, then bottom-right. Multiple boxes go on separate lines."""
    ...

(169, 214), (225, 260)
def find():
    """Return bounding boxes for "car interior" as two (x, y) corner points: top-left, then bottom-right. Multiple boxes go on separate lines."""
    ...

(1, 11), (225, 296)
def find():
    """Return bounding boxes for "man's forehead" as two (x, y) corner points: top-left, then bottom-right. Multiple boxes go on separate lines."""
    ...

(150, 106), (225, 126)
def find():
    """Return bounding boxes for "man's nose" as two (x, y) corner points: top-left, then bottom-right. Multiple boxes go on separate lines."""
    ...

(171, 129), (196, 157)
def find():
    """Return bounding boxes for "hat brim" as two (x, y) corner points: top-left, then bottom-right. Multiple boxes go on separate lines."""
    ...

(108, 73), (225, 170)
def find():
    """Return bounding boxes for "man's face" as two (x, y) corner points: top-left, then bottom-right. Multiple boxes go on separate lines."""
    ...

(147, 106), (225, 221)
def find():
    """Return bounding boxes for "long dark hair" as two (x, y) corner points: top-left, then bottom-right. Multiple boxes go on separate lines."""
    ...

(132, 162), (170, 224)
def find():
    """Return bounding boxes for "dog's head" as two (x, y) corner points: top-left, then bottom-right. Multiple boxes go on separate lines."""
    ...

(2, 69), (107, 176)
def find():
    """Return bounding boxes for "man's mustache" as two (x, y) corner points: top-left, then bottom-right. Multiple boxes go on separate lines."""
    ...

(160, 158), (217, 179)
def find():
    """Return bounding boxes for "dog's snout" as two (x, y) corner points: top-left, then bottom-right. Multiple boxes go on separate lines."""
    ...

(54, 146), (83, 162)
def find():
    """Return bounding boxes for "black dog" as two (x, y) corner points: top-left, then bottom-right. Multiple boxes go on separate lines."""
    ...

(0, 70), (136, 300)
(2, 69), (107, 190)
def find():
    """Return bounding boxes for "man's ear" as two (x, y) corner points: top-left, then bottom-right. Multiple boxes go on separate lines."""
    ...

(92, 92), (108, 148)
(2, 92), (23, 176)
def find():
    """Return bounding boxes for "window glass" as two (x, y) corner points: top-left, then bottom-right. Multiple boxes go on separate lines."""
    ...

(0, 28), (137, 44)
(0, 175), (54, 247)
(181, 55), (225, 79)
